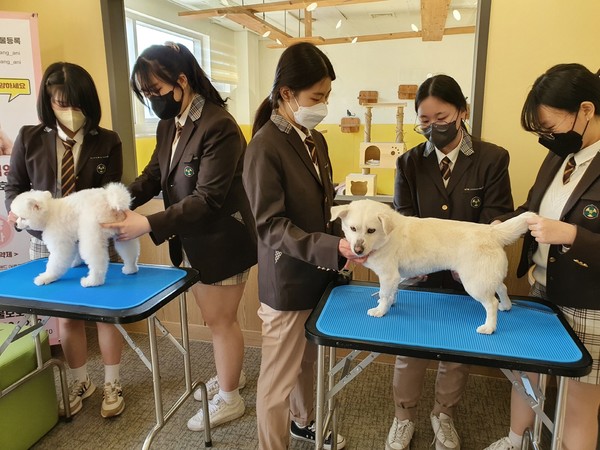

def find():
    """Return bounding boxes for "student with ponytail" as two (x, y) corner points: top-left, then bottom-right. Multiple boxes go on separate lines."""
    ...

(104, 42), (256, 431)
(243, 42), (364, 449)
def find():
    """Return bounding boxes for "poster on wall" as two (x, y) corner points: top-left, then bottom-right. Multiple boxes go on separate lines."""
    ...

(0, 11), (59, 344)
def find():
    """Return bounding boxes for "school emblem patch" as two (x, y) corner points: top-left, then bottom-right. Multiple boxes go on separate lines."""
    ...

(96, 164), (106, 174)
(184, 166), (194, 177)
(470, 196), (481, 208)
(583, 204), (599, 219)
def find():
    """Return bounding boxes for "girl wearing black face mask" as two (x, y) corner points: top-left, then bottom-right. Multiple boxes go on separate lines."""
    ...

(388, 74), (515, 450)
(103, 42), (257, 432)
(486, 64), (600, 450)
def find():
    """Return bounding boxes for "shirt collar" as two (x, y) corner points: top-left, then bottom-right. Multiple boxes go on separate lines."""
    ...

(424, 129), (474, 158)
(55, 123), (84, 143)
(570, 139), (600, 166)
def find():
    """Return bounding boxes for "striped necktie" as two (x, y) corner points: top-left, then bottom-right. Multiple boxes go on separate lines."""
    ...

(61, 138), (76, 196)
(440, 156), (452, 181)
(562, 156), (576, 184)
(301, 127), (318, 165)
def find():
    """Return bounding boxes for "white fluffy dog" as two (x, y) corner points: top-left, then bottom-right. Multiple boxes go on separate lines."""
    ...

(11, 182), (139, 287)
(331, 199), (534, 334)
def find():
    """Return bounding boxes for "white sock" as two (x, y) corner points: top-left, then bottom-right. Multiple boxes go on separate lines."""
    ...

(218, 388), (240, 404)
(508, 430), (523, 448)
(104, 363), (120, 384)
(71, 364), (88, 383)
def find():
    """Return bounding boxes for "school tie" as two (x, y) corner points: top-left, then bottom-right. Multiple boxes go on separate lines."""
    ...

(61, 138), (76, 197)
(301, 127), (318, 165)
(562, 156), (576, 184)
(440, 156), (452, 181)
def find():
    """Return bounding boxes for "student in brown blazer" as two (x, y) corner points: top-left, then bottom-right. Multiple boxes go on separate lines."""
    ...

(243, 43), (363, 450)
(388, 75), (514, 450)
(103, 43), (256, 431)
(486, 64), (600, 450)
(5, 62), (125, 418)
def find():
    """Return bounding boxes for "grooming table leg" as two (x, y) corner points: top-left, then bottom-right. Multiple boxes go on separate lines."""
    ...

(316, 345), (326, 449)
(550, 377), (568, 450)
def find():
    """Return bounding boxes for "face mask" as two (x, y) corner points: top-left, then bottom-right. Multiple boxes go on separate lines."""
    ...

(53, 108), (86, 133)
(538, 111), (589, 158)
(288, 97), (328, 130)
(423, 120), (460, 150)
(149, 87), (182, 120)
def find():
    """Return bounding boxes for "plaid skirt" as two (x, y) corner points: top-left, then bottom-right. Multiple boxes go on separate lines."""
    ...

(531, 282), (600, 385)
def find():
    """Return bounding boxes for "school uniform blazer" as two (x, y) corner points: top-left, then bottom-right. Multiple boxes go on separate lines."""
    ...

(394, 138), (514, 290)
(243, 117), (342, 311)
(496, 152), (600, 309)
(394, 139), (514, 224)
(5, 124), (123, 240)
(128, 101), (257, 284)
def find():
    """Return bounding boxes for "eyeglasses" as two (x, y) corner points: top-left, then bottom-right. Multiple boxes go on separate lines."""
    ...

(534, 112), (577, 140)
(414, 119), (455, 136)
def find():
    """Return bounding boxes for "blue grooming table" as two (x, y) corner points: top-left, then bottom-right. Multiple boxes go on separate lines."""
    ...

(0, 259), (212, 449)
(305, 281), (592, 450)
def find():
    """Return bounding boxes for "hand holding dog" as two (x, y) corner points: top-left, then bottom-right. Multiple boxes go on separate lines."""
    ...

(338, 238), (369, 266)
(102, 210), (151, 241)
(526, 214), (577, 246)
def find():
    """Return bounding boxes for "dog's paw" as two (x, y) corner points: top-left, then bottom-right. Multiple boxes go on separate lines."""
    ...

(80, 276), (104, 287)
(476, 323), (496, 335)
(498, 302), (512, 312)
(34, 273), (56, 285)
(367, 306), (388, 317)
(122, 264), (139, 275)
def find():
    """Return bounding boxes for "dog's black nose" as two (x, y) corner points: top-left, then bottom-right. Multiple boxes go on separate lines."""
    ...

(354, 245), (364, 255)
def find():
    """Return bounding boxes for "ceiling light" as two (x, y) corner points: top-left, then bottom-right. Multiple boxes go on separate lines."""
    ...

(306, 2), (318, 12)
(452, 9), (462, 20)
(336, 19), (342, 29)
(276, 38), (282, 45)
(410, 23), (419, 32)
(262, 30), (271, 37)
(351, 36), (358, 44)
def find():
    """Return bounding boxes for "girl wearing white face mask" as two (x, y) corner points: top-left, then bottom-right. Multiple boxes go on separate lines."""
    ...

(5, 62), (125, 419)
(244, 42), (365, 450)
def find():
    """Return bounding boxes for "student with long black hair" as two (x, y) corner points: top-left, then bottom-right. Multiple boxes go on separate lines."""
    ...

(104, 42), (256, 431)
(243, 42), (363, 449)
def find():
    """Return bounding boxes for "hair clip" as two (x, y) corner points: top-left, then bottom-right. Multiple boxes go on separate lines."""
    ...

(165, 41), (180, 52)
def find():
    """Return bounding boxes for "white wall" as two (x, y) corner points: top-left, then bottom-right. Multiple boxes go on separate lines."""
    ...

(256, 34), (475, 126)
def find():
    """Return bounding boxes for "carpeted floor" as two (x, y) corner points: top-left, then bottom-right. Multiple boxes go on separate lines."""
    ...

(30, 327), (552, 450)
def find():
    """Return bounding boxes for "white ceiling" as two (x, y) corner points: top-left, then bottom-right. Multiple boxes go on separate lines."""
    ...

(168, 0), (479, 39)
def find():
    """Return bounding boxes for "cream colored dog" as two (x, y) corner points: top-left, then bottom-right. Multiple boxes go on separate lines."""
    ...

(331, 199), (534, 334)
(10, 182), (139, 287)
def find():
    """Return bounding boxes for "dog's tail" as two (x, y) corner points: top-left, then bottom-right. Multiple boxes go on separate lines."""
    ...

(491, 211), (536, 246)
(104, 182), (132, 211)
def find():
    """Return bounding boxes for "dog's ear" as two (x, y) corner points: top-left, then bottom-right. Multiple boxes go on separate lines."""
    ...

(27, 198), (41, 212)
(377, 211), (396, 235)
(330, 204), (350, 222)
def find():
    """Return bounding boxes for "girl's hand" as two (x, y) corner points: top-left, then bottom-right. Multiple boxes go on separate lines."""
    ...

(101, 210), (151, 241)
(526, 215), (577, 245)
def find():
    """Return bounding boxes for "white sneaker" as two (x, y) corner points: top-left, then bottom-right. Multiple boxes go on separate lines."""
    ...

(101, 380), (125, 418)
(431, 413), (460, 449)
(58, 376), (96, 416)
(386, 417), (415, 450)
(484, 437), (515, 450)
(193, 370), (247, 401)
(187, 393), (245, 431)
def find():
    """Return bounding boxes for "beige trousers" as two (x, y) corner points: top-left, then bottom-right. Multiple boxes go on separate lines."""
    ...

(256, 303), (317, 450)
(393, 355), (470, 421)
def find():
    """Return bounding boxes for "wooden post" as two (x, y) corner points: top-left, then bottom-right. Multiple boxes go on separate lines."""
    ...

(396, 105), (404, 143)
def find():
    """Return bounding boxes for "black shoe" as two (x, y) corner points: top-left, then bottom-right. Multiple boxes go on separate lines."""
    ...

(290, 421), (347, 449)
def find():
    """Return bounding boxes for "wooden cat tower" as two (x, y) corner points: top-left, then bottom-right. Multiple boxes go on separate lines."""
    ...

(345, 90), (408, 196)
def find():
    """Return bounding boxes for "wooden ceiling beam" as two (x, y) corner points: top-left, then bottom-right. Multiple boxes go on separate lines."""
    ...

(226, 12), (293, 42)
(179, 0), (384, 18)
(420, 0), (450, 41)
(266, 26), (475, 47)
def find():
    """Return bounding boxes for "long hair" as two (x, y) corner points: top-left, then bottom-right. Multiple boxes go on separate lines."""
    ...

(131, 42), (226, 108)
(415, 74), (468, 132)
(37, 62), (101, 133)
(252, 43), (336, 136)
(521, 63), (600, 134)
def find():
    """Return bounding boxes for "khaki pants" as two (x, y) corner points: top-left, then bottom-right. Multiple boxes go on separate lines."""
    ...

(393, 355), (470, 421)
(256, 303), (317, 450)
